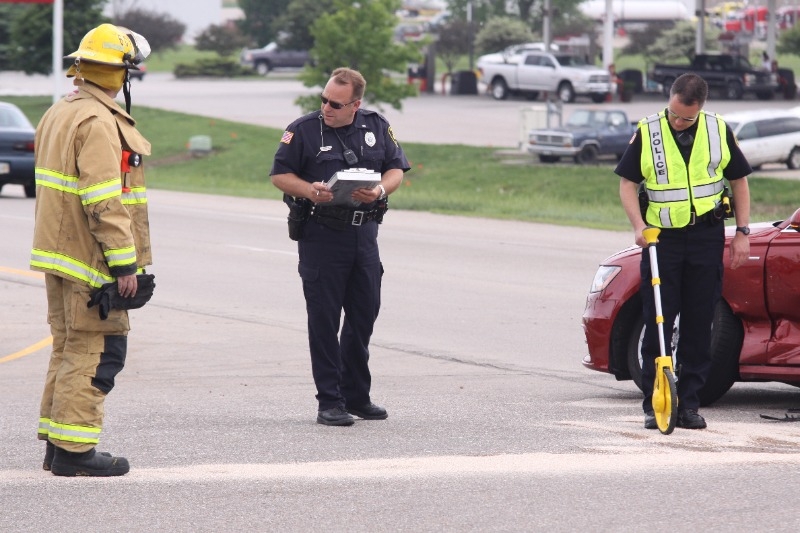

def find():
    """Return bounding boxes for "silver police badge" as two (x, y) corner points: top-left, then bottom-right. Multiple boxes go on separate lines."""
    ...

(364, 131), (376, 147)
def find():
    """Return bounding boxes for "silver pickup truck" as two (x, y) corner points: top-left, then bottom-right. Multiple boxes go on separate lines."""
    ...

(477, 51), (613, 103)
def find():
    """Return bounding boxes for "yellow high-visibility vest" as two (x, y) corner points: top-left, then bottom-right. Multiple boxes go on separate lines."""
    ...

(639, 110), (730, 228)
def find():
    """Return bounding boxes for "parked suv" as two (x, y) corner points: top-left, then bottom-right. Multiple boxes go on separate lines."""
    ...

(724, 109), (800, 169)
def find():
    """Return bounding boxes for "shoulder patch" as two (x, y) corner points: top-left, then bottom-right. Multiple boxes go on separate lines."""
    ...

(629, 131), (637, 144)
(280, 131), (294, 144)
(388, 126), (398, 147)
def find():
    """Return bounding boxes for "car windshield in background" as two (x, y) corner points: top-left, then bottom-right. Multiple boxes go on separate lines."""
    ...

(0, 104), (33, 129)
(555, 55), (589, 67)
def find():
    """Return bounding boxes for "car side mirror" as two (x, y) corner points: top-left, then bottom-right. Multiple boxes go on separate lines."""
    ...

(788, 208), (800, 230)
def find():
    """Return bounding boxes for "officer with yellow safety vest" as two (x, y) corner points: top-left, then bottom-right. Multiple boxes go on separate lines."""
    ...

(616, 73), (752, 431)
(30, 24), (154, 476)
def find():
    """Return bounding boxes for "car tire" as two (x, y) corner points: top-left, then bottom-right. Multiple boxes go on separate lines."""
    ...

(574, 145), (598, 165)
(661, 77), (674, 98)
(256, 61), (271, 76)
(625, 300), (743, 406)
(787, 147), (800, 170)
(557, 82), (575, 103)
(24, 183), (36, 198)
(491, 78), (509, 100)
(725, 81), (744, 100)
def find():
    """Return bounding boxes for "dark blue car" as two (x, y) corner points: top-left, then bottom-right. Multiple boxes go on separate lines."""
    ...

(0, 101), (35, 198)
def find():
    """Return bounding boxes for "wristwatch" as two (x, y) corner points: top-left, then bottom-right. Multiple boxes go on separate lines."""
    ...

(377, 184), (387, 200)
(735, 226), (751, 235)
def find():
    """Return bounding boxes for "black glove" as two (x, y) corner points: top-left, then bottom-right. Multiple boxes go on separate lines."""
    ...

(87, 274), (156, 320)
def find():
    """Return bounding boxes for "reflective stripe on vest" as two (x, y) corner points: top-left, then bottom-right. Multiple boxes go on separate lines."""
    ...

(47, 420), (102, 445)
(30, 248), (114, 288)
(639, 111), (730, 228)
(122, 186), (148, 205)
(35, 168), (122, 206)
(104, 245), (137, 269)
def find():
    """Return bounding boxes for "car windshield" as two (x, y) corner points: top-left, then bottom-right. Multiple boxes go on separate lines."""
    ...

(567, 110), (608, 128)
(555, 55), (588, 67)
(0, 104), (34, 129)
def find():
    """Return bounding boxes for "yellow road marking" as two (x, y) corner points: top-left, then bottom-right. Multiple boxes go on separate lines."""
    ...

(0, 336), (52, 364)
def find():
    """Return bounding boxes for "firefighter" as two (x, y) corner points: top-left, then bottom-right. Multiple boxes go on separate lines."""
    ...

(31, 23), (154, 476)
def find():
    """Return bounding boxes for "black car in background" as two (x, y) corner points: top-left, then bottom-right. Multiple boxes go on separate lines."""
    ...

(0, 101), (35, 198)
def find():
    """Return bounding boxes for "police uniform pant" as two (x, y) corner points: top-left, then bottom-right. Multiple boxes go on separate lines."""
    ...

(38, 274), (129, 453)
(639, 221), (724, 413)
(298, 218), (383, 410)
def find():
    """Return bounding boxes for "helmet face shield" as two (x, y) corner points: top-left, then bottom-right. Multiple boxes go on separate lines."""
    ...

(117, 27), (151, 68)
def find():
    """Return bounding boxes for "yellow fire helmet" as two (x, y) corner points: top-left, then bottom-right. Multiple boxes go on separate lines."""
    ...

(65, 23), (150, 70)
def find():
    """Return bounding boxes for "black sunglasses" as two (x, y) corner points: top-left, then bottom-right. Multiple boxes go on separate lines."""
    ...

(320, 95), (358, 110)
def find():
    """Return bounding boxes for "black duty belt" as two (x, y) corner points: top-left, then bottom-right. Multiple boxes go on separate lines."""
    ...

(312, 205), (381, 228)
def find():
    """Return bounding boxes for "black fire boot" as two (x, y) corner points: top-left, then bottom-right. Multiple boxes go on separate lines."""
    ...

(50, 447), (130, 477)
(43, 442), (54, 471)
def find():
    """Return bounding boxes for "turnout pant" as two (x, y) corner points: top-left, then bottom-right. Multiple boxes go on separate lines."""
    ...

(298, 219), (383, 410)
(639, 221), (724, 413)
(38, 274), (129, 452)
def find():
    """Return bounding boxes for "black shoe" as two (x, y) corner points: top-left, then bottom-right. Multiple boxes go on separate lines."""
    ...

(677, 409), (707, 429)
(347, 402), (388, 420)
(644, 411), (657, 430)
(317, 406), (355, 426)
(50, 447), (130, 477)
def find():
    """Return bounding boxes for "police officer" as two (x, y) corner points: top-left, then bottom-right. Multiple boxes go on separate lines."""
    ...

(32, 24), (153, 475)
(270, 68), (410, 426)
(616, 73), (752, 430)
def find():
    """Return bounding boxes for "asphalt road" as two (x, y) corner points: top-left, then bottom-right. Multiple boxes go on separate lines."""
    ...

(2, 72), (800, 532)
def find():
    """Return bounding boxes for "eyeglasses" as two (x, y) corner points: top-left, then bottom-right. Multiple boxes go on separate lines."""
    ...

(666, 107), (699, 123)
(320, 95), (358, 110)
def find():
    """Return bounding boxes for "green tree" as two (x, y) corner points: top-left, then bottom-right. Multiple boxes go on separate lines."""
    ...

(435, 20), (473, 74)
(237, 0), (290, 47)
(112, 8), (186, 54)
(296, 0), (421, 112)
(0, 4), (23, 70)
(195, 24), (250, 58)
(474, 16), (534, 55)
(273, 0), (335, 51)
(777, 25), (800, 56)
(645, 21), (718, 64)
(8, 0), (106, 75)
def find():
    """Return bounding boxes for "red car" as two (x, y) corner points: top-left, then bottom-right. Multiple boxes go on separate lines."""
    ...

(582, 209), (800, 405)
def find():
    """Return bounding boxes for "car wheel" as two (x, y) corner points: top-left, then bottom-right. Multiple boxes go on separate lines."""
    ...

(574, 145), (598, 165)
(538, 155), (559, 163)
(256, 61), (271, 76)
(625, 300), (743, 406)
(24, 183), (36, 198)
(788, 147), (800, 169)
(661, 77), (674, 98)
(726, 81), (744, 100)
(557, 82), (575, 103)
(491, 78), (508, 100)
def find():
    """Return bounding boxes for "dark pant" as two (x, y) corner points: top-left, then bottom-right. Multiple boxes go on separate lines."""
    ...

(298, 218), (383, 410)
(639, 221), (724, 412)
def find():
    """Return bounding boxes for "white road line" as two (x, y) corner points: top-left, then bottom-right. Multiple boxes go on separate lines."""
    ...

(3, 451), (800, 483)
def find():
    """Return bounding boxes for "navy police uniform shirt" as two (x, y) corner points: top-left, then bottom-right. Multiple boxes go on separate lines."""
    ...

(615, 110), (752, 183)
(270, 109), (410, 194)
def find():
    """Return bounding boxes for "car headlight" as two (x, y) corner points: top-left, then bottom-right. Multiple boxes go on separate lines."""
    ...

(589, 265), (621, 293)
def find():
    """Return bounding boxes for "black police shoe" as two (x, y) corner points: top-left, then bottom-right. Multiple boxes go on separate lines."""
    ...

(677, 409), (707, 429)
(347, 402), (388, 420)
(317, 406), (355, 426)
(644, 410), (657, 430)
(50, 447), (130, 477)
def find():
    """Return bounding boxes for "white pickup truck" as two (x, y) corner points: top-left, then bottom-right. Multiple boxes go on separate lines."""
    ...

(477, 51), (613, 103)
